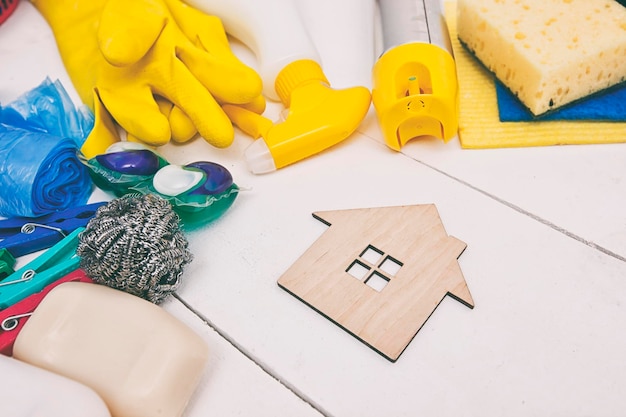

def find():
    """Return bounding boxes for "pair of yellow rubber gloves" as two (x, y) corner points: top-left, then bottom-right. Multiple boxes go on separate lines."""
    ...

(31, 0), (264, 158)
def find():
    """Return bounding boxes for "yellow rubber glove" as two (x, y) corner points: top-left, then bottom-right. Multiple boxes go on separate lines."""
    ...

(126, 93), (267, 145)
(31, 0), (263, 157)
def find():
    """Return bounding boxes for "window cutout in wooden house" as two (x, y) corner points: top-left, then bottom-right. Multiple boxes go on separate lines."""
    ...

(365, 271), (390, 292)
(360, 245), (383, 265)
(346, 260), (370, 281)
(379, 256), (403, 277)
(348, 245), (403, 292)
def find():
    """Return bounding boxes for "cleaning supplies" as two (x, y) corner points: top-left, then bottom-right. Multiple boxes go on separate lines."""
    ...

(372, 0), (459, 151)
(13, 281), (209, 417)
(83, 142), (240, 225)
(185, 0), (371, 173)
(445, 1), (626, 149)
(457, 0), (626, 116)
(31, 0), (263, 157)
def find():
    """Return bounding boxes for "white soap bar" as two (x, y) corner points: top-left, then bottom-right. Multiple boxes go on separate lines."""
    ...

(457, 0), (626, 115)
(13, 282), (209, 417)
(0, 355), (111, 417)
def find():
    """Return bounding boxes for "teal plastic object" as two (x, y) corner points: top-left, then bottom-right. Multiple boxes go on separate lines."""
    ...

(0, 228), (82, 309)
(0, 249), (16, 281)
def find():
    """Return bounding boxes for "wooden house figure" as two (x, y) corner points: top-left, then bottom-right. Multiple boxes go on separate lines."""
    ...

(278, 204), (474, 362)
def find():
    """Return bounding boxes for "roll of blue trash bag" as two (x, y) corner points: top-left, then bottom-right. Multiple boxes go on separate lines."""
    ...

(0, 77), (93, 148)
(0, 124), (92, 217)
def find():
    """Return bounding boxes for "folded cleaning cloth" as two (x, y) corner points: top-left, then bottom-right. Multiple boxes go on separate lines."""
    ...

(0, 124), (92, 217)
(445, 1), (626, 149)
(496, 81), (626, 122)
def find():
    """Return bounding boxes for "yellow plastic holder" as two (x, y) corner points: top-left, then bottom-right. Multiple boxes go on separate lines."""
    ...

(372, 42), (459, 151)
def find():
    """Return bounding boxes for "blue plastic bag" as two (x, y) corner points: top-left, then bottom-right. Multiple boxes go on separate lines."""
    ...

(0, 77), (93, 147)
(0, 124), (92, 217)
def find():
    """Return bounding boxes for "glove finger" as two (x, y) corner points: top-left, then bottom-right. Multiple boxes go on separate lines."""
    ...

(150, 96), (198, 143)
(233, 94), (266, 115)
(81, 89), (122, 159)
(186, 11), (263, 98)
(99, 0), (167, 66)
(163, 0), (230, 53)
(169, 105), (197, 143)
(177, 42), (263, 105)
(155, 57), (235, 148)
(126, 101), (196, 144)
(162, 0), (263, 103)
(98, 87), (172, 147)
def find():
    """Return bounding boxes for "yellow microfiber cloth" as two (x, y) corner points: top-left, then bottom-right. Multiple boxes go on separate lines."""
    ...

(445, 1), (626, 149)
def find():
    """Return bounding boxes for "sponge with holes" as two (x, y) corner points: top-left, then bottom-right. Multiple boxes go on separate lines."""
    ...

(457, 0), (626, 116)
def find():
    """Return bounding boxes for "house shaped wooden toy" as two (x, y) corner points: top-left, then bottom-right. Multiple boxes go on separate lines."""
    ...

(277, 204), (474, 362)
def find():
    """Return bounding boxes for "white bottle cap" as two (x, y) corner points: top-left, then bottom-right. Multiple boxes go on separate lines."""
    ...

(244, 139), (276, 174)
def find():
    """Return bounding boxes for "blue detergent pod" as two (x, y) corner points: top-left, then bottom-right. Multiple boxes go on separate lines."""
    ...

(83, 142), (239, 227)
(83, 142), (169, 196)
(144, 161), (239, 227)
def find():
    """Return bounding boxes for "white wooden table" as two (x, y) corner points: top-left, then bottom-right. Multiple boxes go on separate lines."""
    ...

(2, 1), (626, 416)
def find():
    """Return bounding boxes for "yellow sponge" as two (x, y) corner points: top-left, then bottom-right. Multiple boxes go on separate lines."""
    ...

(457, 0), (626, 115)
(445, 1), (626, 148)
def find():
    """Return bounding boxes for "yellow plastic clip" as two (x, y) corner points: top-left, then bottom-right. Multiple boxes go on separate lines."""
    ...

(372, 42), (459, 151)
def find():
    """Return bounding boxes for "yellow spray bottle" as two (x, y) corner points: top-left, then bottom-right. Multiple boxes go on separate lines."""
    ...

(373, 0), (459, 151)
(185, 0), (371, 173)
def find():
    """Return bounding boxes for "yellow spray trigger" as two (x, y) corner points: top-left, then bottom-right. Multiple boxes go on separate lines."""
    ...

(224, 60), (371, 174)
(372, 42), (459, 151)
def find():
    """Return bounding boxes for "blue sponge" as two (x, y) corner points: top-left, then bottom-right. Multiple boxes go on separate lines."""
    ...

(496, 80), (626, 122)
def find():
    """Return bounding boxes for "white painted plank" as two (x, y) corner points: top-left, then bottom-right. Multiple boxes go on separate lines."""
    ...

(175, 135), (626, 416)
(392, 136), (626, 259)
(161, 297), (323, 417)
